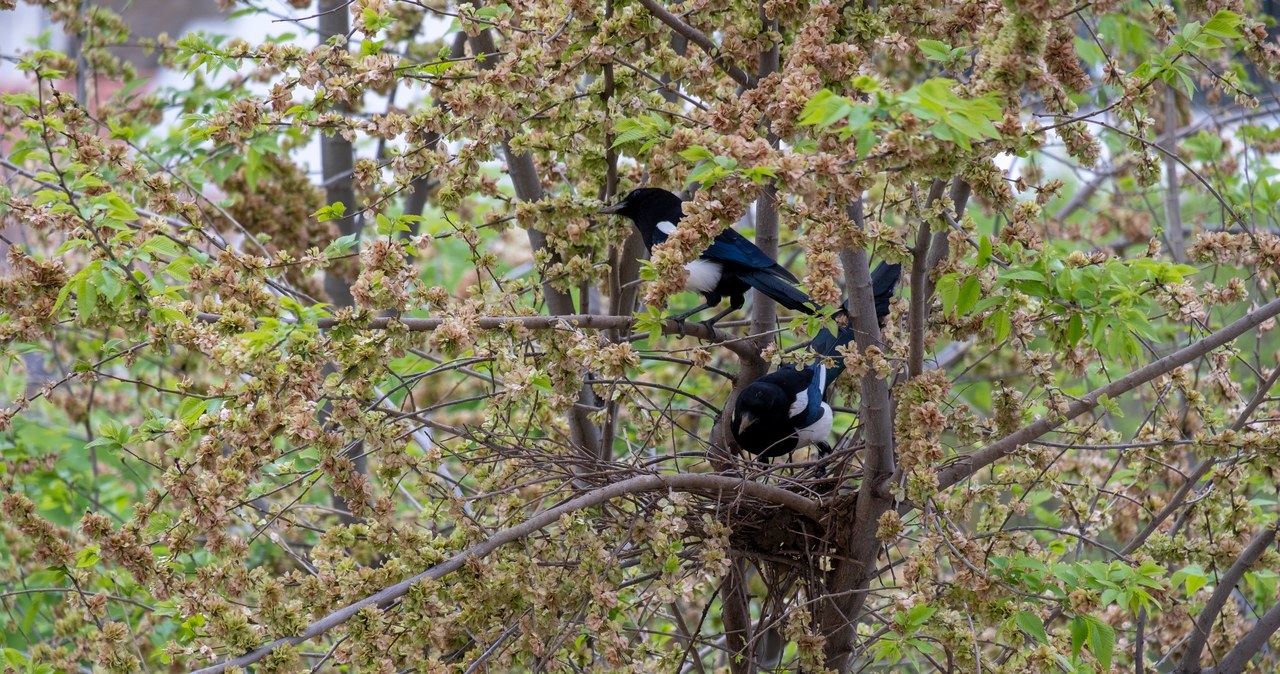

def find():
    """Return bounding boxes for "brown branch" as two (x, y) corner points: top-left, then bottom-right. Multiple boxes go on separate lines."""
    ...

(819, 200), (897, 672)
(188, 473), (819, 674)
(319, 2), (359, 309)
(467, 25), (602, 456)
(924, 180), (970, 300)
(1205, 596), (1280, 674)
(632, 0), (756, 88)
(1176, 515), (1280, 674)
(315, 0), (369, 524)
(907, 179), (947, 379)
(935, 295), (1280, 492)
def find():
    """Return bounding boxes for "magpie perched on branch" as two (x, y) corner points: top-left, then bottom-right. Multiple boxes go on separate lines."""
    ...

(730, 261), (902, 460)
(599, 187), (817, 328)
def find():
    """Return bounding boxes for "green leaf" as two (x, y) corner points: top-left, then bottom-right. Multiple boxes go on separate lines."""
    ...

(678, 145), (714, 162)
(1069, 616), (1088, 657)
(3, 648), (27, 667)
(999, 269), (1045, 282)
(140, 236), (184, 259)
(324, 233), (360, 257)
(957, 276), (980, 315)
(977, 235), (992, 267)
(903, 604), (937, 631)
(989, 308), (1010, 342)
(1202, 10), (1242, 39)
(799, 89), (852, 128)
(1084, 616), (1115, 670)
(178, 398), (209, 426)
(918, 39), (954, 61)
(1015, 611), (1049, 645)
(937, 274), (960, 315)
(164, 256), (195, 283)
(79, 277), (100, 322)
(1172, 563), (1208, 595)
(1067, 313), (1084, 343)
(104, 193), (138, 222)
(314, 202), (347, 222)
(743, 166), (777, 185)
(612, 115), (669, 149)
(75, 545), (101, 569)
(686, 162), (728, 187)
(95, 268), (124, 303)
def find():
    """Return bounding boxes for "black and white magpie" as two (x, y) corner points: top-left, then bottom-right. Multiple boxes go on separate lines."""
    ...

(730, 261), (902, 460)
(599, 188), (817, 327)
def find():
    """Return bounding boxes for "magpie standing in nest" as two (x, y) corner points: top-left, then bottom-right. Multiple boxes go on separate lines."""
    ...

(599, 187), (817, 328)
(730, 261), (902, 460)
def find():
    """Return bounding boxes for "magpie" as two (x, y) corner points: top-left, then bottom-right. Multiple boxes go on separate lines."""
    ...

(599, 187), (816, 328)
(730, 261), (902, 460)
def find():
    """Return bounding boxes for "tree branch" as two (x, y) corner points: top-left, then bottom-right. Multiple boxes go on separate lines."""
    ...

(467, 26), (602, 456)
(1204, 595), (1280, 674)
(907, 180), (947, 379)
(819, 200), (897, 672)
(935, 295), (1280, 492)
(632, 0), (756, 88)
(189, 473), (819, 674)
(924, 180), (970, 301)
(319, 2), (359, 309)
(1176, 515), (1279, 674)
(316, 0), (368, 524)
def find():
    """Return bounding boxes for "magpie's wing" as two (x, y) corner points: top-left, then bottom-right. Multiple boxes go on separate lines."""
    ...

(704, 228), (798, 280)
(765, 365), (824, 428)
(762, 366), (812, 398)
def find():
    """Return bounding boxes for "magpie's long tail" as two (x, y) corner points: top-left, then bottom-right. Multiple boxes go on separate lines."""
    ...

(810, 319), (857, 393)
(741, 270), (818, 314)
(812, 262), (902, 395)
(871, 262), (903, 323)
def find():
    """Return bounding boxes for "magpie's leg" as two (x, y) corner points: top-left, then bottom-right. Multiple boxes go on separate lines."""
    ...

(668, 297), (717, 324)
(814, 442), (833, 479)
(700, 293), (744, 331)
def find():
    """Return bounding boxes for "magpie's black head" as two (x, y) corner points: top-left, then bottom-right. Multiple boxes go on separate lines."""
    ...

(599, 188), (685, 246)
(732, 381), (788, 438)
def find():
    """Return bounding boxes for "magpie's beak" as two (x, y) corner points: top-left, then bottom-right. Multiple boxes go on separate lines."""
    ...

(598, 202), (625, 215)
(736, 411), (757, 435)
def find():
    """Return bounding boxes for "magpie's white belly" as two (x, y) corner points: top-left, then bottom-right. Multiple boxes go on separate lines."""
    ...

(794, 403), (833, 449)
(684, 259), (722, 294)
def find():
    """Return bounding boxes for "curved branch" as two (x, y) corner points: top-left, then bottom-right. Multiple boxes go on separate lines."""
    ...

(935, 295), (1280, 492)
(190, 473), (818, 674)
